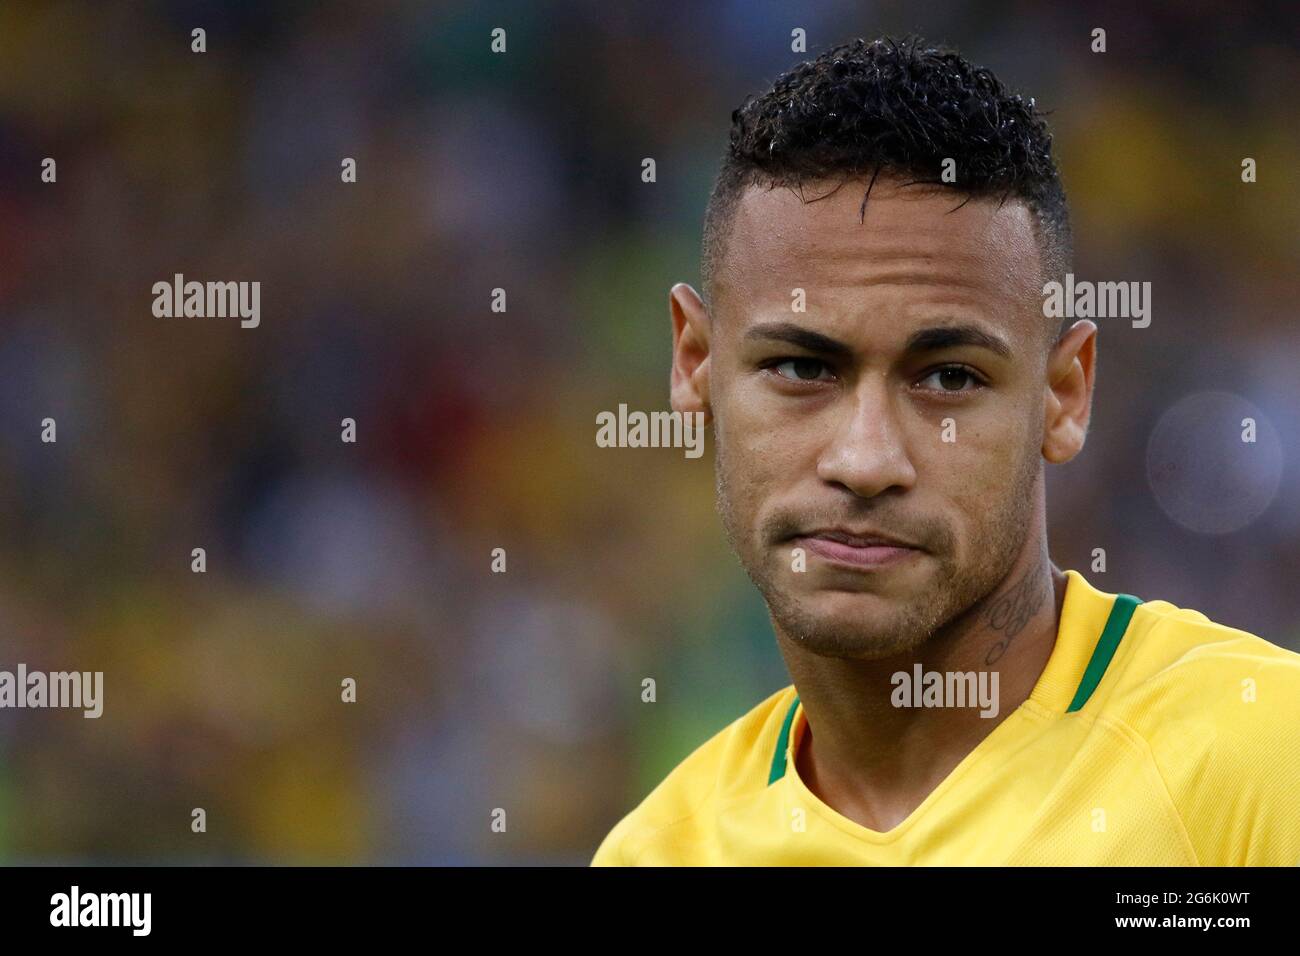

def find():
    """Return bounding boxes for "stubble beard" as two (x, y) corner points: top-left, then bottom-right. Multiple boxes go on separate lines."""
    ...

(715, 438), (1042, 661)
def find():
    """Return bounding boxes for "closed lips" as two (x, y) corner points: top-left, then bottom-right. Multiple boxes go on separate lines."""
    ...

(803, 529), (919, 550)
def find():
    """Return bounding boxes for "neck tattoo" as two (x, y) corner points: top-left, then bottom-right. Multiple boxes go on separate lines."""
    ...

(982, 562), (1049, 666)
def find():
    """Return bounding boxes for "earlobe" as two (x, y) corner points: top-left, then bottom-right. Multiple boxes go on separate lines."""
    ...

(1042, 320), (1097, 464)
(669, 283), (713, 421)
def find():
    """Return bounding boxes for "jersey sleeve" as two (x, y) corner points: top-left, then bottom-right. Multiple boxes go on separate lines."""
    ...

(590, 819), (632, 866)
(1137, 633), (1300, 865)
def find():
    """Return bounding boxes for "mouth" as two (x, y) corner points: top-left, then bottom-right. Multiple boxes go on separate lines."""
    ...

(791, 528), (924, 570)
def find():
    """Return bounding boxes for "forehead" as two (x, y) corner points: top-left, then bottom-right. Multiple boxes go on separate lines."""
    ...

(714, 177), (1045, 342)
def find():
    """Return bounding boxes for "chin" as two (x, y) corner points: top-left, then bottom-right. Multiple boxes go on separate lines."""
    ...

(766, 587), (935, 660)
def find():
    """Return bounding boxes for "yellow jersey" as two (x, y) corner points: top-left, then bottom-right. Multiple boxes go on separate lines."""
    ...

(592, 569), (1300, 865)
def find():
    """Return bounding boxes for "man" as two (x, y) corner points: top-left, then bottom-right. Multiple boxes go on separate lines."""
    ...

(591, 37), (1300, 865)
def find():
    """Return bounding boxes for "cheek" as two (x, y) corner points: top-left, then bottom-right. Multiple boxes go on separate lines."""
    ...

(719, 384), (814, 480)
(914, 411), (1037, 531)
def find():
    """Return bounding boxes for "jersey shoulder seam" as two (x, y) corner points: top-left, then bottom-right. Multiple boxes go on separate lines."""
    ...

(1092, 710), (1201, 865)
(619, 690), (797, 864)
(619, 772), (723, 865)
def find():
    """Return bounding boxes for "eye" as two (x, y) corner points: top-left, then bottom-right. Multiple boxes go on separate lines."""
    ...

(770, 358), (834, 382)
(916, 365), (984, 393)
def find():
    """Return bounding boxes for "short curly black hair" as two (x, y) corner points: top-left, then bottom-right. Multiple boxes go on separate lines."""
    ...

(701, 36), (1072, 309)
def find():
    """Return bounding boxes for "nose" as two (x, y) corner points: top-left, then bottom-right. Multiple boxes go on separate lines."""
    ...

(815, 377), (917, 499)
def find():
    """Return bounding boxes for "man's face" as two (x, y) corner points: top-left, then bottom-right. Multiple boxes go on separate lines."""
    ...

(704, 177), (1053, 660)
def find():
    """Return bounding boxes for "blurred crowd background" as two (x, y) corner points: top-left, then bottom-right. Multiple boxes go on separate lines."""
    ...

(0, 1), (1296, 863)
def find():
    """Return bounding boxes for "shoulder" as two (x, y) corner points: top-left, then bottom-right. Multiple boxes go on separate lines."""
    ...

(1102, 592), (1300, 863)
(590, 685), (796, 866)
(1110, 593), (1300, 724)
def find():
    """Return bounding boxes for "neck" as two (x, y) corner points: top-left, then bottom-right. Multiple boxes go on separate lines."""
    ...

(778, 534), (1067, 833)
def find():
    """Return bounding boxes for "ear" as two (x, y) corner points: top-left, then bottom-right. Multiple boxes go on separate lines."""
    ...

(1042, 320), (1097, 464)
(669, 282), (713, 423)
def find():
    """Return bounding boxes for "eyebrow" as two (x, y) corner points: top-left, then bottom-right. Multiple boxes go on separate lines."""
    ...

(905, 324), (1012, 359)
(743, 322), (853, 357)
(744, 321), (1012, 360)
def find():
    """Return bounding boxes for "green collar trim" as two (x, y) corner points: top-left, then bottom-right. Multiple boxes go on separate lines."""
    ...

(767, 695), (801, 785)
(1066, 593), (1143, 713)
(766, 592), (1144, 783)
